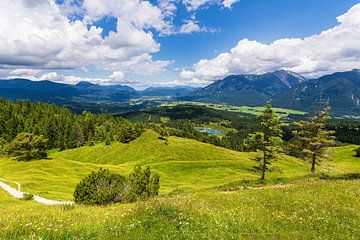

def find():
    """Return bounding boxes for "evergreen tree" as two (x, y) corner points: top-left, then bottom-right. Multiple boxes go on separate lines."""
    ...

(250, 104), (283, 180)
(293, 107), (335, 173)
(6, 132), (48, 161)
(76, 125), (85, 147)
(87, 131), (95, 146)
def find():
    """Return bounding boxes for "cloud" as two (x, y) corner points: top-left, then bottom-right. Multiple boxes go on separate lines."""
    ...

(109, 71), (125, 80)
(180, 20), (201, 33)
(9, 69), (42, 76)
(155, 77), (212, 87)
(182, 0), (239, 11)
(82, 0), (173, 34)
(181, 3), (360, 80)
(179, 19), (219, 34)
(40, 72), (64, 82)
(0, 0), (171, 77)
(158, 0), (178, 21)
(222, 0), (240, 8)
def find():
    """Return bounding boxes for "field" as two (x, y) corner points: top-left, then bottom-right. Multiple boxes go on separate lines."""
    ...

(160, 101), (306, 117)
(0, 131), (359, 239)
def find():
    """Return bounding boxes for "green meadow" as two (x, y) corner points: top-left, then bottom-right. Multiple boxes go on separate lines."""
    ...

(0, 130), (359, 239)
(160, 101), (306, 117)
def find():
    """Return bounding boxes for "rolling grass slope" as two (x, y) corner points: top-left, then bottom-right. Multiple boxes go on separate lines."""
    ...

(0, 130), (311, 200)
(0, 131), (359, 239)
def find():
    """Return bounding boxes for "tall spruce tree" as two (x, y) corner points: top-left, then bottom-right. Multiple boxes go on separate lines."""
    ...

(293, 107), (335, 173)
(250, 104), (283, 180)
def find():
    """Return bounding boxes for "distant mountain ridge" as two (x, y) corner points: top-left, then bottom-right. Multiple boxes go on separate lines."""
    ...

(0, 78), (138, 104)
(1, 69), (359, 116)
(272, 70), (360, 115)
(140, 86), (198, 97)
(180, 70), (360, 116)
(180, 70), (306, 106)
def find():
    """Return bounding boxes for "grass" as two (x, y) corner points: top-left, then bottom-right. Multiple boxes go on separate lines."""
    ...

(1, 180), (360, 239)
(160, 101), (306, 117)
(0, 131), (359, 239)
(0, 131), (311, 199)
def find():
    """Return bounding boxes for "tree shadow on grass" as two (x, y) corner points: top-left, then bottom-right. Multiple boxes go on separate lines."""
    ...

(12, 157), (54, 162)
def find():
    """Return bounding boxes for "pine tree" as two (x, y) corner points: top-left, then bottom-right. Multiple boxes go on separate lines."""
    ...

(6, 132), (48, 161)
(293, 107), (335, 173)
(76, 125), (85, 147)
(250, 104), (283, 180)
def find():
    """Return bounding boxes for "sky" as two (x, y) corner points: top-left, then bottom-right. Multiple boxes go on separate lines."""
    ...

(0, 0), (359, 89)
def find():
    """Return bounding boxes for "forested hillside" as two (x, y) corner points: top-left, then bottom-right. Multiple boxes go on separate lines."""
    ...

(0, 98), (142, 151)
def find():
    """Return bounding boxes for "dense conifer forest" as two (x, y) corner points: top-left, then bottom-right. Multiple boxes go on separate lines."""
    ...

(0, 98), (143, 152)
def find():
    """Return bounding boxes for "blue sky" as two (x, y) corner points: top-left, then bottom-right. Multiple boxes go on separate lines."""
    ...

(1, 0), (360, 88)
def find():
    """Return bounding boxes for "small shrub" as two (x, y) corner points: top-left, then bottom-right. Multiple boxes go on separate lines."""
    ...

(22, 193), (34, 200)
(356, 147), (360, 157)
(73, 168), (127, 205)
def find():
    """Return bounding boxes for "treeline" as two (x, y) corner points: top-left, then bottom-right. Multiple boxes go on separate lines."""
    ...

(327, 120), (360, 145)
(0, 98), (143, 152)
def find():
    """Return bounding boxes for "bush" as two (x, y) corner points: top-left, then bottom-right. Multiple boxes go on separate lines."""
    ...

(22, 193), (34, 200)
(356, 147), (360, 157)
(73, 169), (127, 205)
(126, 166), (160, 202)
(74, 166), (160, 205)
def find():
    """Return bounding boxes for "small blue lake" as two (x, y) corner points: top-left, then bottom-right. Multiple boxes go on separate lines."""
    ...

(195, 127), (224, 136)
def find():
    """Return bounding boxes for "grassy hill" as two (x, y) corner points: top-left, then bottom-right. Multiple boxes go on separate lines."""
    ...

(0, 131), (359, 239)
(0, 131), (311, 200)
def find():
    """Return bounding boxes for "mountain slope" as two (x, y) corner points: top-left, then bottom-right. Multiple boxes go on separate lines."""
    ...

(0, 78), (139, 104)
(272, 70), (360, 115)
(180, 70), (306, 105)
(140, 86), (198, 97)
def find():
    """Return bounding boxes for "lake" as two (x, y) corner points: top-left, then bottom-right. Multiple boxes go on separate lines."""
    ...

(195, 127), (224, 136)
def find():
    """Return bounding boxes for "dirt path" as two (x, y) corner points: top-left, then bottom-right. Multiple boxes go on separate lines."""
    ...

(0, 178), (74, 205)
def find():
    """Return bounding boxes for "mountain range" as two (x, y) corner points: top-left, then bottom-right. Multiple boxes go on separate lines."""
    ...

(0, 79), (138, 104)
(139, 86), (198, 97)
(179, 70), (360, 116)
(180, 70), (306, 106)
(0, 70), (359, 116)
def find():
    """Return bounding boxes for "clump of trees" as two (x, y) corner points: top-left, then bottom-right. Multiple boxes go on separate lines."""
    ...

(73, 167), (160, 205)
(250, 104), (283, 180)
(250, 105), (335, 179)
(5, 132), (48, 161)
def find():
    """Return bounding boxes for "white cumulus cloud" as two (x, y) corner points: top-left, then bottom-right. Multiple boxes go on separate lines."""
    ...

(0, 0), (172, 81)
(182, 0), (240, 11)
(181, 3), (360, 81)
(110, 71), (125, 80)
